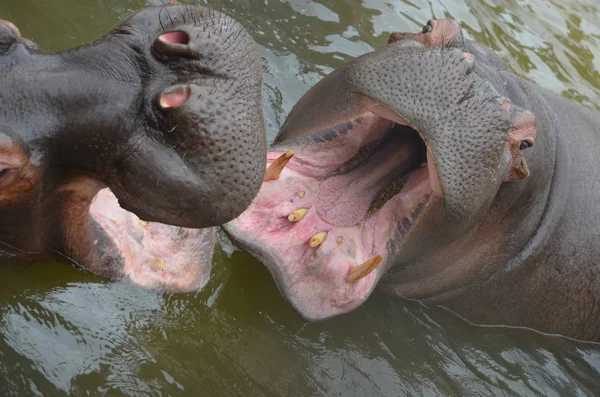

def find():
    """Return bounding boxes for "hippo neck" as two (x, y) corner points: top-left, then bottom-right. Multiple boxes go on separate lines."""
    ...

(432, 84), (600, 339)
(494, 81), (569, 275)
(463, 79), (562, 289)
(384, 74), (557, 300)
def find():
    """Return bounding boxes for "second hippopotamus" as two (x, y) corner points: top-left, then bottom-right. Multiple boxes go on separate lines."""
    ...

(225, 19), (600, 341)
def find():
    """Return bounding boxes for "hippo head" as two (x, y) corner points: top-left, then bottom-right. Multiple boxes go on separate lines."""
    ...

(0, 6), (265, 290)
(225, 20), (538, 320)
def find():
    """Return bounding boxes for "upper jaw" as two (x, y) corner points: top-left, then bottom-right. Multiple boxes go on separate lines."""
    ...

(278, 41), (511, 223)
(56, 4), (266, 230)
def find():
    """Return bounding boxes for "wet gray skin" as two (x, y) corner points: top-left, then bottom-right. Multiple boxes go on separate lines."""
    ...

(2, 0), (600, 395)
(225, 20), (600, 342)
(0, 6), (265, 290)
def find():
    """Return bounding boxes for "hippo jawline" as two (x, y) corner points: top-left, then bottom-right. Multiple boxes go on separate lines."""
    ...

(225, 100), (436, 321)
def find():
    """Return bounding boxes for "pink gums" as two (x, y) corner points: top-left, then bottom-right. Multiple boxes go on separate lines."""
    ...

(89, 189), (215, 292)
(227, 113), (433, 320)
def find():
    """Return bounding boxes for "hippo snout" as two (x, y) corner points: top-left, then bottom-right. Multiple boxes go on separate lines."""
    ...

(94, 5), (267, 228)
(0, 6), (266, 292)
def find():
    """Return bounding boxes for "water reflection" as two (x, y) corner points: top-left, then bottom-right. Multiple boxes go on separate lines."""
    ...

(1, 0), (600, 394)
(2, 256), (599, 395)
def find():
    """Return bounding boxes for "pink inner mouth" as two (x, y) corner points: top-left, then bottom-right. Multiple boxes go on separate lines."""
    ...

(89, 188), (215, 292)
(226, 111), (435, 320)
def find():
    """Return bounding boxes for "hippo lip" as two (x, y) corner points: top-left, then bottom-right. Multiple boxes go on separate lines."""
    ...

(88, 188), (215, 293)
(225, 99), (436, 321)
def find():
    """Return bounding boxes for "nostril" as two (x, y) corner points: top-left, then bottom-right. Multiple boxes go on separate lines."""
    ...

(158, 31), (190, 46)
(158, 85), (191, 109)
(154, 30), (198, 59)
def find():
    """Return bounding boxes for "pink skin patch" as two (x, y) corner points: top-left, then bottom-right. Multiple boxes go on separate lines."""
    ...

(227, 112), (435, 320)
(89, 189), (215, 292)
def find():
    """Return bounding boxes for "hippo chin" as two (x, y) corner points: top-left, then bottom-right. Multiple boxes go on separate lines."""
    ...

(0, 5), (265, 292)
(225, 19), (600, 341)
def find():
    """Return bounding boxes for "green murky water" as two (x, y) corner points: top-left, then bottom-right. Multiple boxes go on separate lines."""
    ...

(1, 0), (600, 395)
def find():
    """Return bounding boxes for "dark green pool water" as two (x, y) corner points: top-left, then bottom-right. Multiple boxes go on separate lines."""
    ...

(1, 0), (599, 395)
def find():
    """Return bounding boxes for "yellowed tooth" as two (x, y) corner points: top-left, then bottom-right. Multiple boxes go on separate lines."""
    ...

(288, 208), (308, 222)
(309, 231), (327, 247)
(298, 191), (305, 198)
(336, 236), (343, 244)
(346, 255), (383, 283)
(264, 150), (295, 181)
(149, 255), (166, 272)
(138, 220), (150, 228)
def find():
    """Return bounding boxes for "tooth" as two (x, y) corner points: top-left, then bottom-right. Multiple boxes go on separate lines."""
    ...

(309, 231), (327, 247)
(149, 255), (166, 272)
(138, 220), (150, 227)
(264, 150), (295, 181)
(288, 208), (308, 222)
(336, 237), (343, 244)
(346, 255), (383, 283)
(298, 191), (305, 198)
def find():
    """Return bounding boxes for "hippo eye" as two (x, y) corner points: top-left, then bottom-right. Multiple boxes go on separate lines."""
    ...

(422, 21), (433, 34)
(0, 168), (8, 179)
(519, 140), (533, 150)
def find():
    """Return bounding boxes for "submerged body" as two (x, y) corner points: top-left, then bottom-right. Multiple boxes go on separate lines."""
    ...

(0, 6), (265, 291)
(225, 20), (600, 341)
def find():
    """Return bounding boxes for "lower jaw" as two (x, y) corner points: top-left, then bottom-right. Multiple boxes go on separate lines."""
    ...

(85, 188), (215, 293)
(223, 150), (434, 320)
(223, 110), (437, 318)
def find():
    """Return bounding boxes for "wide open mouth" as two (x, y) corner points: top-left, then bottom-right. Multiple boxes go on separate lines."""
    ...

(225, 103), (437, 320)
(89, 188), (216, 293)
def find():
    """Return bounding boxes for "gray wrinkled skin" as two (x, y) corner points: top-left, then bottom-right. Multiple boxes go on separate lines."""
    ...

(347, 45), (511, 222)
(383, 33), (600, 340)
(0, 5), (266, 230)
(226, 20), (600, 341)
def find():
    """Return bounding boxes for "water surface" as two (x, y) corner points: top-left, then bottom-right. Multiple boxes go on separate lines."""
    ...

(1, 0), (600, 395)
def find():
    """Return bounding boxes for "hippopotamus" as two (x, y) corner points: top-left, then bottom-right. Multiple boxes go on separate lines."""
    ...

(225, 19), (600, 341)
(0, 5), (265, 291)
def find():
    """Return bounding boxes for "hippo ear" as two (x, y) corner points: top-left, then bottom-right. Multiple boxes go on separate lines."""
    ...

(387, 32), (414, 44)
(503, 103), (537, 182)
(0, 20), (38, 54)
(390, 19), (465, 49)
(0, 20), (19, 54)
